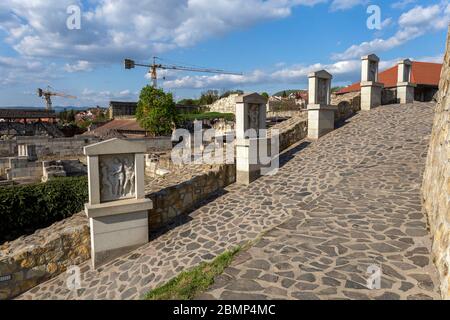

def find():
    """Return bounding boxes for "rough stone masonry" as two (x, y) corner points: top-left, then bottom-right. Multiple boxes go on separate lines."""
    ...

(422, 26), (450, 300)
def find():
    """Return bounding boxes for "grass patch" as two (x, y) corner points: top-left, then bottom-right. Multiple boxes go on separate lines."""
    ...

(180, 112), (235, 122)
(143, 246), (241, 300)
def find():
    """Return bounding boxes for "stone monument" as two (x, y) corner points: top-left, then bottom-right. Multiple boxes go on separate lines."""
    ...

(360, 54), (384, 111)
(397, 59), (416, 104)
(307, 70), (337, 139)
(235, 93), (267, 185)
(84, 138), (152, 269)
(17, 144), (37, 161)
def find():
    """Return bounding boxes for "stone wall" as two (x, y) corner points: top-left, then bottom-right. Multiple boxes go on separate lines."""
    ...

(5, 158), (41, 181)
(0, 136), (172, 159)
(148, 164), (236, 230)
(0, 136), (100, 159)
(422, 27), (450, 300)
(207, 94), (239, 114)
(269, 114), (308, 152)
(0, 213), (90, 300)
(267, 110), (305, 119)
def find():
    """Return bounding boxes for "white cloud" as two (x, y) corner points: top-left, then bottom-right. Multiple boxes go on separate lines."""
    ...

(64, 60), (93, 73)
(0, 0), (327, 64)
(0, 55), (59, 85)
(391, 0), (417, 10)
(79, 88), (138, 106)
(163, 59), (362, 89)
(332, 3), (450, 60)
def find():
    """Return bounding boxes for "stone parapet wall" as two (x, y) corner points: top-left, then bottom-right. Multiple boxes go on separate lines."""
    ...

(422, 27), (450, 299)
(0, 213), (90, 300)
(267, 110), (305, 119)
(269, 114), (308, 152)
(148, 164), (236, 230)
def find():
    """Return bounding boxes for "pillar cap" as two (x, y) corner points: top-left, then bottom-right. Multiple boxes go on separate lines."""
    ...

(308, 70), (332, 79)
(361, 54), (380, 62)
(398, 59), (412, 65)
(84, 138), (147, 156)
(235, 93), (267, 104)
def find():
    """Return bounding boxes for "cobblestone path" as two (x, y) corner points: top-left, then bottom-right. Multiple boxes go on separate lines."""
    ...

(20, 103), (440, 300)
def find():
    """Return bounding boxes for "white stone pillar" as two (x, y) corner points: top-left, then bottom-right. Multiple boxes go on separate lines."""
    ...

(84, 138), (153, 269)
(360, 54), (384, 111)
(397, 59), (416, 104)
(235, 93), (267, 185)
(307, 70), (337, 139)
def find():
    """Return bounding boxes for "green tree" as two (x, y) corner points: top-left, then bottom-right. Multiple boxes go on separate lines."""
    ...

(281, 91), (288, 98)
(260, 92), (269, 100)
(136, 86), (180, 136)
(199, 90), (219, 105)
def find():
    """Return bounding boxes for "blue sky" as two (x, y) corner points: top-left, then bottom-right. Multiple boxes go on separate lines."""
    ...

(0, 0), (449, 108)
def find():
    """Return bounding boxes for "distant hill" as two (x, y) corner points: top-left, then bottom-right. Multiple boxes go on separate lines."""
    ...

(273, 89), (306, 97)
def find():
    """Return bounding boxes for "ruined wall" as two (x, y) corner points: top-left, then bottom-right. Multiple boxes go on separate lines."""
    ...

(0, 213), (90, 300)
(5, 158), (41, 181)
(0, 136), (100, 159)
(422, 27), (450, 300)
(207, 94), (239, 114)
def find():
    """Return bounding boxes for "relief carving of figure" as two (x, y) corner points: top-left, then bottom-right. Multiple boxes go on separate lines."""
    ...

(248, 104), (260, 131)
(123, 158), (135, 196)
(318, 78), (328, 104)
(100, 155), (136, 202)
(369, 62), (377, 81)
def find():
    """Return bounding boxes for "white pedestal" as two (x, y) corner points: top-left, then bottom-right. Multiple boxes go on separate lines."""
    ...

(236, 138), (261, 185)
(361, 81), (383, 111)
(307, 104), (337, 140)
(85, 198), (153, 269)
(397, 82), (416, 104)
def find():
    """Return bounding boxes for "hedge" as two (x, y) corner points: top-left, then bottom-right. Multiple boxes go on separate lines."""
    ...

(0, 176), (88, 243)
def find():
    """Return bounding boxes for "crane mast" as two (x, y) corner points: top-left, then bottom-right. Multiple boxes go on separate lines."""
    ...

(37, 87), (77, 110)
(125, 57), (242, 88)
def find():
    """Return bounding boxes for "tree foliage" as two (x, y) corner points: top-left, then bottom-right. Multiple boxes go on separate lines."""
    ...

(136, 86), (180, 136)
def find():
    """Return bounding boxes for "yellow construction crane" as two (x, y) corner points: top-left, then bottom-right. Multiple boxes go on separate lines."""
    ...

(124, 57), (243, 88)
(37, 86), (77, 110)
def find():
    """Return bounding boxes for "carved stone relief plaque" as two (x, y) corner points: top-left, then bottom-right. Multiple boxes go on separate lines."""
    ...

(99, 153), (136, 203)
(248, 103), (260, 132)
(317, 78), (328, 104)
(369, 61), (377, 81)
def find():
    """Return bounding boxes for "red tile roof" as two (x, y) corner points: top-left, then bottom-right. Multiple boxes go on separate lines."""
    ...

(337, 61), (443, 94)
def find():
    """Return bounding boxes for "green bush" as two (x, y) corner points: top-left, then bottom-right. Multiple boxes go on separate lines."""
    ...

(0, 176), (88, 243)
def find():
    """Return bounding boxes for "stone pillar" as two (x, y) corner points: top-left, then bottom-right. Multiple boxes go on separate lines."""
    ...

(360, 54), (384, 111)
(397, 59), (416, 104)
(307, 70), (337, 139)
(235, 93), (267, 185)
(84, 138), (153, 269)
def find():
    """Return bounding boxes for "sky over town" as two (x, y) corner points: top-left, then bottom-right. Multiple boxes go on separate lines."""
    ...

(0, 0), (449, 108)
